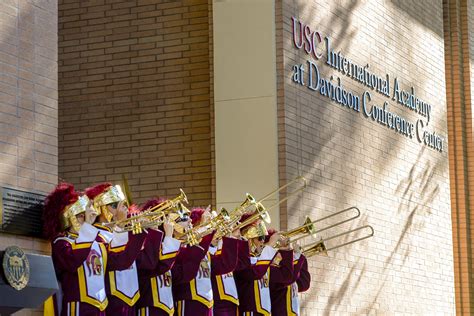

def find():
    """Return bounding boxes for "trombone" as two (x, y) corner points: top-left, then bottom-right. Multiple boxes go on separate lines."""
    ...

(181, 176), (307, 245)
(104, 189), (188, 233)
(229, 202), (271, 235)
(277, 206), (361, 246)
(302, 225), (374, 257)
(217, 176), (308, 239)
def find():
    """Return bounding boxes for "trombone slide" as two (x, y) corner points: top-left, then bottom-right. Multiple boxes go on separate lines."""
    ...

(302, 225), (374, 257)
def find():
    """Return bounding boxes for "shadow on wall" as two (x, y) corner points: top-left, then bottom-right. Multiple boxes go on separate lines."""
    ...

(0, 0), (58, 195)
(284, 1), (448, 314)
(363, 147), (440, 312)
(390, 0), (444, 38)
(296, 145), (441, 315)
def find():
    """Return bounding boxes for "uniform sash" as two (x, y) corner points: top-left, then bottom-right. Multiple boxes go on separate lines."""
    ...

(253, 269), (271, 316)
(210, 243), (239, 305)
(249, 246), (277, 316)
(108, 232), (140, 306)
(151, 271), (174, 314)
(77, 240), (108, 310)
(190, 253), (213, 308)
(151, 236), (180, 314)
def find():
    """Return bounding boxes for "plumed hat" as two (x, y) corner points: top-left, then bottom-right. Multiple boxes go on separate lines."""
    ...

(43, 183), (89, 240)
(264, 228), (277, 243)
(140, 197), (167, 212)
(190, 207), (206, 226)
(85, 182), (126, 222)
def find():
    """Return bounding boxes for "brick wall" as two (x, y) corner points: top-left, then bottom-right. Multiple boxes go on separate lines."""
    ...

(0, 0), (58, 315)
(207, 0), (215, 207)
(0, 0), (57, 254)
(278, 0), (454, 314)
(58, 0), (212, 206)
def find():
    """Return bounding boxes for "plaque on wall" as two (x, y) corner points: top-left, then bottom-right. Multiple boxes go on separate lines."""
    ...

(0, 187), (46, 237)
(2, 246), (30, 290)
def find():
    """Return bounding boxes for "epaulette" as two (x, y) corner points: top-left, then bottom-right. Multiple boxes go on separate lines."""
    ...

(53, 236), (74, 244)
(93, 223), (112, 232)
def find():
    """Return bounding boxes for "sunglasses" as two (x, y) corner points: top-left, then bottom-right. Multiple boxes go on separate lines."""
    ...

(257, 235), (266, 242)
(175, 215), (190, 223)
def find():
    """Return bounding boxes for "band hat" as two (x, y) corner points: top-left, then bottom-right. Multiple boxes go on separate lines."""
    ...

(140, 197), (167, 212)
(85, 183), (127, 222)
(60, 195), (90, 230)
(264, 228), (277, 243)
(190, 207), (206, 225)
(93, 185), (126, 206)
(43, 182), (80, 240)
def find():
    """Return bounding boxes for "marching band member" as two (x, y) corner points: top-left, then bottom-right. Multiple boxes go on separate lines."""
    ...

(269, 241), (310, 315)
(85, 183), (147, 316)
(234, 214), (293, 316)
(172, 207), (238, 316)
(211, 226), (247, 316)
(136, 198), (182, 316)
(43, 183), (107, 315)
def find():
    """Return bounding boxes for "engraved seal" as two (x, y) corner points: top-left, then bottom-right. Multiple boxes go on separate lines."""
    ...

(2, 246), (29, 290)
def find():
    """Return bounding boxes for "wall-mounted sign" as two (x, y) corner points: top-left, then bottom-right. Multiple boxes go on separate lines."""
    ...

(0, 187), (46, 237)
(290, 17), (445, 153)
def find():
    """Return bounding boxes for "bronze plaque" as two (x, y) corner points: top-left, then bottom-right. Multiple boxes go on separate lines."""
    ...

(0, 187), (46, 237)
(2, 246), (30, 290)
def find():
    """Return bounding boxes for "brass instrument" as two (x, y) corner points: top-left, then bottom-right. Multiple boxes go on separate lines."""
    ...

(302, 225), (374, 257)
(121, 174), (133, 206)
(180, 176), (307, 245)
(214, 193), (257, 236)
(104, 189), (188, 233)
(170, 201), (191, 235)
(183, 202), (269, 246)
(182, 200), (269, 246)
(184, 193), (260, 244)
(257, 176), (307, 205)
(216, 176), (308, 240)
(301, 240), (328, 257)
(180, 207), (231, 246)
(231, 202), (271, 233)
(276, 206), (361, 246)
(273, 216), (317, 248)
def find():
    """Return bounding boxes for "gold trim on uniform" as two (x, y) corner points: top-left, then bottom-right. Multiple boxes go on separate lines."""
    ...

(150, 276), (174, 314)
(190, 278), (213, 308)
(77, 243), (108, 311)
(108, 270), (140, 306)
(216, 274), (239, 305)
(286, 285), (298, 316)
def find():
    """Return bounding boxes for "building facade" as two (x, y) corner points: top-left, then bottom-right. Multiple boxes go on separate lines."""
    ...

(1, 0), (474, 314)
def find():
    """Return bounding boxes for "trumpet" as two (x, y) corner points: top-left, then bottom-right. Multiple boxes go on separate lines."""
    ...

(302, 225), (374, 257)
(182, 200), (268, 246)
(180, 207), (231, 246)
(104, 189), (188, 233)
